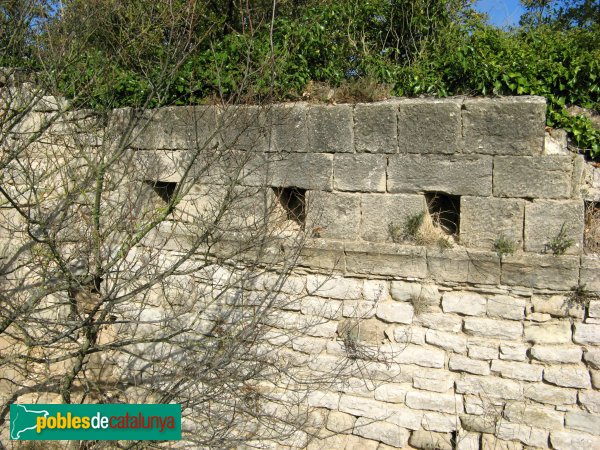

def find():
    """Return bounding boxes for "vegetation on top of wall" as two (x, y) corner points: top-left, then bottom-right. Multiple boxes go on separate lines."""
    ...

(2, 0), (599, 158)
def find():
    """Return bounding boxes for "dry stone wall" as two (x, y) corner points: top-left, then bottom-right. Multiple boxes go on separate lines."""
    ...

(3, 92), (600, 449)
(131, 96), (599, 449)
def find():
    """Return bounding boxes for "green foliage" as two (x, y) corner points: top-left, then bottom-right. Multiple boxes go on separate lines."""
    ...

(494, 235), (516, 258)
(22, 0), (600, 160)
(400, 23), (600, 158)
(547, 223), (574, 255)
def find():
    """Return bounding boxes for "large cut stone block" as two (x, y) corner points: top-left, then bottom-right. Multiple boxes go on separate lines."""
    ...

(244, 152), (333, 190)
(130, 106), (218, 150)
(500, 253), (580, 290)
(493, 156), (573, 199)
(427, 248), (501, 285)
(219, 105), (268, 152)
(524, 199), (584, 254)
(307, 104), (353, 153)
(268, 103), (308, 152)
(387, 155), (492, 196)
(354, 102), (398, 153)
(581, 256), (600, 293)
(305, 192), (360, 240)
(398, 98), (462, 154)
(333, 154), (387, 192)
(460, 197), (525, 250)
(360, 193), (426, 242)
(462, 96), (546, 155)
(345, 242), (427, 278)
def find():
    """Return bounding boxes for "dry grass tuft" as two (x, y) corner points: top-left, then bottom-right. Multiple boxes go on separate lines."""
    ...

(584, 201), (600, 254)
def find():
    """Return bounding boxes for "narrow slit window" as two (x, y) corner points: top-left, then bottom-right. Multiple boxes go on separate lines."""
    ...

(145, 180), (177, 203)
(425, 192), (460, 236)
(272, 187), (306, 228)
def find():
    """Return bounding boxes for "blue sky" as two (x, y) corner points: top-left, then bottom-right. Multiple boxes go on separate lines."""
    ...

(475, 0), (526, 28)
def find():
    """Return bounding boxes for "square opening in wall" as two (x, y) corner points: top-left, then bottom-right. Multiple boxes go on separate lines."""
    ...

(272, 187), (306, 228)
(425, 192), (460, 236)
(145, 180), (177, 203)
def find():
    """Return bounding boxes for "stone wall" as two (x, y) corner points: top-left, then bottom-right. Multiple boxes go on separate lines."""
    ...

(132, 96), (600, 449)
(3, 93), (600, 449)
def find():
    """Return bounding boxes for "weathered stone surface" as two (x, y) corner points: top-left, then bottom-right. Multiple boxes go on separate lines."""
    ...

(297, 239), (346, 272)
(460, 197), (525, 250)
(584, 348), (600, 369)
(524, 383), (577, 405)
(460, 415), (497, 434)
(345, 242), (428, 278)
(405, 391), (463, 414)
(499, 343), (529, 362)
(333, 154), (387, 192)
(130, 105), (218, 150)
(496, 422), (549, 448)
(305, 191), (360, 240)
(524, 199), (584, 254)
(416, 312), (462, 332)
(467, 339), (498, 360)
(524, 321), (572, 344)
(244, 152), (333, 190)
(462, 96), (546, 155)
(390, 281), (441, 305)
(383, 343), (445, 368)
(269, 103), (308, 152)
(307, 391), (340, 409)
(306, 275), (362, 299)
(373, 383), (409, 403)
(398, 98), (462, 155)
(390, 325), (427, 345)
(487, 295), (527, 320)
(531, 345), (582, 364)
(544, 366), (591, 388)
(550, 430), (600, 450)
(566, 411), (600, 435)
(590, 300), (600, 318)
(292, 336), (327, 354)
(491, 360), (543, 382)
(449, 355), (490, 375)
(422, 412), (459, 432)
(363, 280), (390, 302)
(464, 317), (523, 340)
(342, 301), (377, 319)
(442, 291), (487, 316)
(360, 193), (427, 242)
(307, 104), (353, 153)
(326, 411), (356, 433)
(544, 128), (568, 155)
(426, 329), (467, 353)
(353, 418), (409, 448)
(388, 154), (492, 196)
(494, 156), (573, 199)
(580, 390), (600, 414)
(456, 431), (480, 450)
(300, 297), (342, 320)
(500, 254), (580, 290)
(376, 302), (414, 324)
(574, 323), (600, 345)
(456, 375), (522, 400)
(412, 370), (454, 393)
(532, 294), (584, 318)
(580, 256), (600, 292)
(354, 103), (398, 154)
(409, 429), (453, 450)
(427, 248), (501, 285)
(504, 402), (564, 429)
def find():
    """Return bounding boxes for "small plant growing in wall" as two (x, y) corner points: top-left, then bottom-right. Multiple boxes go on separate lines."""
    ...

(546, 223), (574, 255)
(563, 284), (598, 313)
(493, 235), (516, 258)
